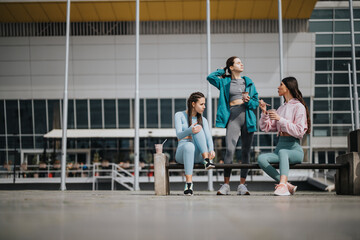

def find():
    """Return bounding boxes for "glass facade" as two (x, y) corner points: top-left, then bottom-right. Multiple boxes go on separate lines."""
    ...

(310, 8), (360, 137)
(0, 97), (310, 166)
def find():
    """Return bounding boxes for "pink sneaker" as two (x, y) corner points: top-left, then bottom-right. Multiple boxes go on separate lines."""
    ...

(274, 183), (290, 196)
(286, 182), (297, 195)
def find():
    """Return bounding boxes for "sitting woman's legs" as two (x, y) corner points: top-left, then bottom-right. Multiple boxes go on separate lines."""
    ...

(192, 127), (209, 157)
(257, 153), (281, 182)
(175, 141), (196, 176)
(278, 149), (303, 177)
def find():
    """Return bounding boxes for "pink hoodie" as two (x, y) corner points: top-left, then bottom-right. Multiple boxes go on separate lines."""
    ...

(259, 98), (308, 139)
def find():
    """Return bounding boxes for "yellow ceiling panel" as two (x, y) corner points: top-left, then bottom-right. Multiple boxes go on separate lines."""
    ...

(182, 1), (203, 21)
(146, 2), (166, 21)
(112, 2), (134, 21)
(70, 3), (84, 22)
(234, 1), (254, 19)
(164, 2), (183, 21)
(0, 4), (16, 22)
(252, 1), (273, 19)
(0, 0), (318, 23)
(41, 3), (65, 22)
(217, 0), (237, 20)
(5, 3), (33, 22)
(298, 0), (317, 19)
(75, 3), (99, 21)
(24, 3), (50, 22)
(95, 2), (116, 21)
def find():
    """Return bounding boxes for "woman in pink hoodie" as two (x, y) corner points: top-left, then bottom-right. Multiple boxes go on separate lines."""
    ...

(258, 77), (311, 196)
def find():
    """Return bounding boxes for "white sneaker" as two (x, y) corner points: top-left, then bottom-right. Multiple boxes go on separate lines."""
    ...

(237, 184), (250, 195)
(217, 183), (230, 195)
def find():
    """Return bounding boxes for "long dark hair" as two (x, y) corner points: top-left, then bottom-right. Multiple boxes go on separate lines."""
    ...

(222, 56), (238, 78)
(282, 77), (311, 134)
(187, 92), (205, 127)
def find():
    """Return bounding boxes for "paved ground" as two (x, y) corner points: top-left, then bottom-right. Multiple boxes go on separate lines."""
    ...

(0, 190), (360, 240)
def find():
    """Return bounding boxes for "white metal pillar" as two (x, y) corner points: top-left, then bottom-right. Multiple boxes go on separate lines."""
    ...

(278, 0), (284, 82)
(348, 63), (355, 130)
(60, 0), (71, 191)
(134, 0), (140, 191)
(349, 0), (360, 129)
(206, 0), (214, 191)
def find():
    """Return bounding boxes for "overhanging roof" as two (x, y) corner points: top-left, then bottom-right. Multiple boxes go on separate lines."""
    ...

(0, 0), (318, 23)
(44, 128), (226, 138)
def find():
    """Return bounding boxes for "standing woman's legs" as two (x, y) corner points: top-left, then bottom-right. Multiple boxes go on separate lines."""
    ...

(240, 123), (254, 184)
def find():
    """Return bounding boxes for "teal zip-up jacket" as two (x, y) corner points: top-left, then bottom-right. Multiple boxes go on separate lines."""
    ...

(207, 69), (259, 132)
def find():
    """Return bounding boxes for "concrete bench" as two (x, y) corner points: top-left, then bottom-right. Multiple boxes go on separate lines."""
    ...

(154, 153), (359, 195)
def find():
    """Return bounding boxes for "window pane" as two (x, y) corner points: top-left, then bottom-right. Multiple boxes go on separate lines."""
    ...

(259, 134), (271, 147)
(104, 100), (116, 128)
(6, 100), (19, 134)
(333, 113), (351, 124)
(333, 100), (350, 111)
(333, 87), (349, 98)
(35, 136), (46, 149)
(20, 100), (33, 134)
(34, 100), (47, 134)
(160, 99), (172, 128)
(67, 100), (74, 129)
(146, 99), (158, 128)
(310, 9), (333, 20)
(273, 97), (282, 109)
(0, 100), (4, 134)
(90, 100), (102, 129)
(316, 34), (333, 45)
(333, 126), (352, 136)
(118, 99), (130, 128)
(313, 113), (330, 124)
(7, 136), (19, 149)
(334, 34), (350, 44)
(175, 99), (186, 113)
(0, 137), (5, 149)
(309, 21), (332, 32)
(313, 100), (331, 111)
(21, 136), (34, 149)
(333, 60), (348, 71)
(315, 73), (332, 85)
(313, 127), (330, 137)
(77, 139), (89, 149)
(315, 87), (332, 98)
(335, 21), (350, 32)
(334, 47), (351, 57)
(334, 73), (349, 84)
(316, 47), (332, 58)
(48, 100), (61, 130)
(316, 60), (332, 71)
(335, 9), (349, 19)
(76, 100), (88, 129)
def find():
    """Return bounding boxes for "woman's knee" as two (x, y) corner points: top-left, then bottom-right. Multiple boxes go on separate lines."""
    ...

(257, 154), (268, 166)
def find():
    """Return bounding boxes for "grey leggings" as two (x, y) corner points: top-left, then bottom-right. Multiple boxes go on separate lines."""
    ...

(224, 104), (254, 178)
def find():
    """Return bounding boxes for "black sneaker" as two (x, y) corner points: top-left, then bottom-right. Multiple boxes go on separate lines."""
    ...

(204, 158), (215, 170)
(184, 182), (193, 196)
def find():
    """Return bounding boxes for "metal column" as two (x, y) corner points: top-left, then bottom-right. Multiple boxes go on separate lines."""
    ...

(349, 0), (360, 129)
(348, 63), (355, 130)
(206, 0), (214, 191)
(134, 0), (140, 191)
(278, 0), (284, 81)
(60, 0), (71, 191)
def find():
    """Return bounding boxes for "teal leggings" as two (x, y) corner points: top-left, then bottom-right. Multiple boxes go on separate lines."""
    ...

(257, 136), (303, 182)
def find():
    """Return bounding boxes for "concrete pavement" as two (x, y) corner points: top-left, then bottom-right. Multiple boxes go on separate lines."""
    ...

(0, 190), (360, 240)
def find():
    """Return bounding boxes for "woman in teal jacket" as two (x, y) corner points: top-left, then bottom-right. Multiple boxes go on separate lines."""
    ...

(207, 56), (259, 195)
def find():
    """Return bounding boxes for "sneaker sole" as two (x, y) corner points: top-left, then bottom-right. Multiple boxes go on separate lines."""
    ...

(292, 186), (297, 195)
(216, 191), (229, 195)
(205, 165), (215, 170)
(274, 192), (291, 196)
(184, 193), (193, 196)
(237, 192), (250, 195)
